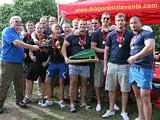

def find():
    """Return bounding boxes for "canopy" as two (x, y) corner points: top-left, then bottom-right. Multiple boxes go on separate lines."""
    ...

(58, 0), (160, 24)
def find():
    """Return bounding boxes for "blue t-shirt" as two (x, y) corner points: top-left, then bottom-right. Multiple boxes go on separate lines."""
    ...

(48, 35), (64, 63)
(0, 27), (24, 63)
(130, 29), (154, 68)
(106, 29), (133, 64)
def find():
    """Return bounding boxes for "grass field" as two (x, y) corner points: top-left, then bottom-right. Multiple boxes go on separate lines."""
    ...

(1, 84), (160, 120)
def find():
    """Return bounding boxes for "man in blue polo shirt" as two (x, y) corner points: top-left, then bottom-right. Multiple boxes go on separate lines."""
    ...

(0, 16), (39, 113)
(128, 16), (154, 120)
(103, 13), (133, 120)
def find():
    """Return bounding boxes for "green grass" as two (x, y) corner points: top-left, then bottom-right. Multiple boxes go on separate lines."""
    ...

(5, 83), (160, 120)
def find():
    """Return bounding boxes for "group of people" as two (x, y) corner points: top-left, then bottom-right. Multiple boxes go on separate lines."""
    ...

(0, 12), (155, 120)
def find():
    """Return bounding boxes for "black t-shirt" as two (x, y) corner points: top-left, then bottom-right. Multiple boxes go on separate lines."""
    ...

(23, 32), (34, 64)
(65, 33), (91, 65)
(106, 29), (133, 64)
(48, 35), (64, 63)
(91, 28), (110, 60)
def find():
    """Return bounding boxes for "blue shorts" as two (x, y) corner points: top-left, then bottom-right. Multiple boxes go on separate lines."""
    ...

(46, 62), (65, 79)
(129, 66), (153, 89)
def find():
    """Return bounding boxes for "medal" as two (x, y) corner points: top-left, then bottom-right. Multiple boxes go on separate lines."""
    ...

(131, 46), (134, 50)
(118, 44), (122, 48)
(79, 35), (86, 49)
(102, 41), (105, 45)
(116, 29), (125, 47)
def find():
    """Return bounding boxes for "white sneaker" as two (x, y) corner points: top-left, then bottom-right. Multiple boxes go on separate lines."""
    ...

(102, 110), (115, 118)
(121, 112), (129, 120)
(40, 100), (53, 107)
(114, 104), (120, 111)
(96, 104), (101, 112)
(80, 103), (91, 110)
(135, 117), (144, 120)
(58, 100), (65, 108)
(70, 104), (76, 112)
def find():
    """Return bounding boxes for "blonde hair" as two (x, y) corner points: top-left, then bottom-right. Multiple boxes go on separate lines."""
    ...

(9, 16), (22, 25)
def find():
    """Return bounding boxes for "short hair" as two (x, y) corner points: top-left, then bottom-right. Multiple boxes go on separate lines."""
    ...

(130, 16), (140, 22)
(101, 12), (110, 18)
(9, 16), (22, 25)
(115, 13), (126, 21)
(25, 21), (34, 27)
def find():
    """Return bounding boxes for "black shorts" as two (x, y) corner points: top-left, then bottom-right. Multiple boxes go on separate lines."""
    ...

(26, 62), (47, 83)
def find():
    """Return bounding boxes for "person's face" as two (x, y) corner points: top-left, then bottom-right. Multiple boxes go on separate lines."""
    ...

(101, 14), (110, 27)
(26, 23), (34, 33)
(130, 18), (141, 32)
(11, 18), (22, 31)
(91, 19), (99, 30)
(35, 24), (43, 34)
(115, 17), (126, 29)
(86, 21), (92, 31)
(78, 20), (87, 32)
(52, 26), (61, 36)
(72, 19), (79, 30)
(62, 24), (71, 33)
(49, 18), (57, 27)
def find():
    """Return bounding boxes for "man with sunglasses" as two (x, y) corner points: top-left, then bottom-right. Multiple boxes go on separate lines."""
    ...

(0, 16), (39, 113)
(91, 12), (112, 112)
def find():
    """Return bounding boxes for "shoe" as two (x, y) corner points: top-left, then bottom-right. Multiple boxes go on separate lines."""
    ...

(38, 98), (46, 107)
(23, 96), (33, 104)
(16, 101), (27, 108)
(102, 110), (115, 118)
(80, 103), (91, 110)
(58, 100), (65, 108)
(69, 104), (76, 112)
(40, 100), (53, 107)
(121, 112), (129, 120)
(96, 104), (101, 112)
(135, 117), (144, 120)
(0, 107), (4, 113)
(114, 104), (120, 111)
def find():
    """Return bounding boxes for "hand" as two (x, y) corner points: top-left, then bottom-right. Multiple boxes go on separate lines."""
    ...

(127, 56), (137, 64)
(31, 45), (40, 51)
(42, 61), (48, 67)
(64, 57), (69, 64)
(31, 56), (36, 62)
(154, 55), (159, 61)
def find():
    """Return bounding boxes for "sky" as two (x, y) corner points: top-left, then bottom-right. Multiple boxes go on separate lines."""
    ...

(0, 0), (78, 5)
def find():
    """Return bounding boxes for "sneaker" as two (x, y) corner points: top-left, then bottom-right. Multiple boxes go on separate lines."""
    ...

(121, 112), (129, 120)
(96, 104), (101, 112)
(41, 100), (53, 107)
(69, 104), (76, 112)
(80, 103), (91, 110)
(38, 98), (46, 107)
(16, 101), (27, 108)
(23, 96), (33, 104)
(114, 104), (120, 111)
(58, 100), (65, 108)
(102, 110), (115, 118)
(135, 117), (144, 120)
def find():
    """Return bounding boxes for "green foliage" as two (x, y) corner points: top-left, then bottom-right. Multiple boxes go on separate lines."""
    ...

(152, 25), (160, 50)
(0, 0), (57, 37)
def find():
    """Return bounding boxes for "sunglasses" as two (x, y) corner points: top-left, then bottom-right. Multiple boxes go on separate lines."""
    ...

(103, 17), (110, 20)
(92, 22), (98, 24)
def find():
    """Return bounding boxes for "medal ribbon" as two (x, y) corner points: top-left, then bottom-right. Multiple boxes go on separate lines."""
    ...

(79, 35), (86, 49)
(116, 29), (125, 45)
(102, 29), (108, 41)
(52, 36), (60, 52)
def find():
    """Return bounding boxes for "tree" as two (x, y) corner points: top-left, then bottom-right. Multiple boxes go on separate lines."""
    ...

(0, 0), (57, 37)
